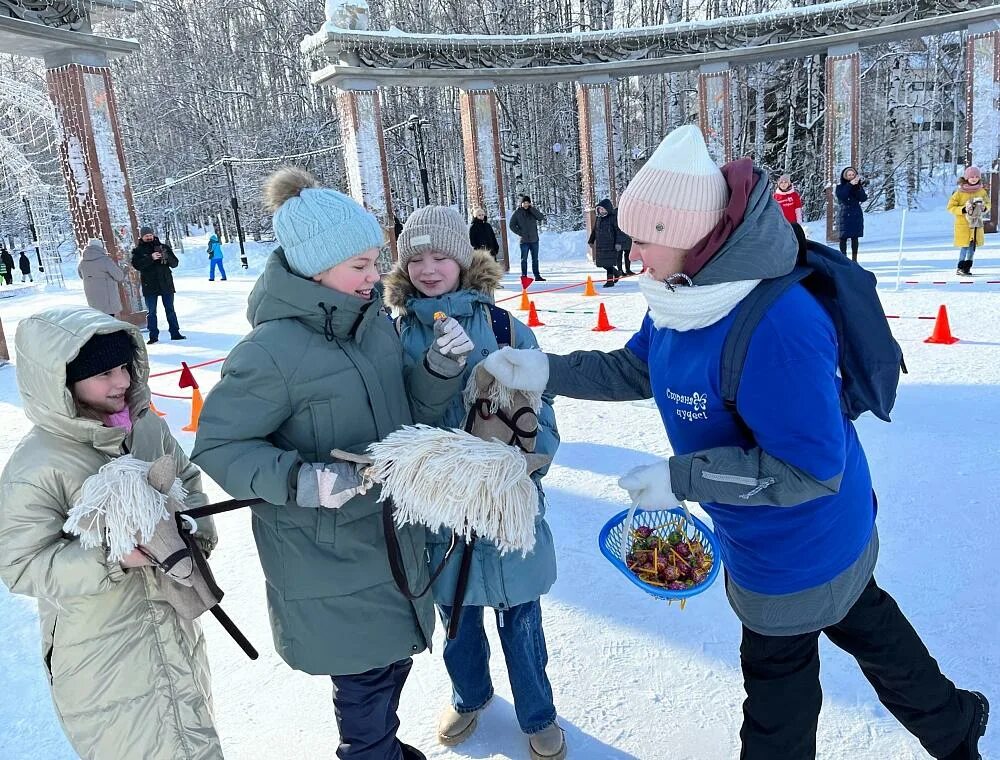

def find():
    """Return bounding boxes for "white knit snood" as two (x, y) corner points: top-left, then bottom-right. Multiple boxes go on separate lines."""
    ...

(638, 273), (761, 331)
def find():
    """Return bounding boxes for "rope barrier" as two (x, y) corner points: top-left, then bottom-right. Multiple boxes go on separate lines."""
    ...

(896, 280), (1000, 286)
(148, 357), (226, 378)
(496, 279), (591, 303)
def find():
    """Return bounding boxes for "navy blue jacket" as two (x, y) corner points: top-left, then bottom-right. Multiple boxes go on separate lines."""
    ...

(835, 179), (868, 239)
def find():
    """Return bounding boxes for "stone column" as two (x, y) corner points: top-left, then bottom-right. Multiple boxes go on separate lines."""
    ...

(824, 44), (860, 242)
(335, 80), (396, 263)
(965, 24), (1000, 234)
(459, 81), (509, 270)
(45, 50), (145, 324)
(698, 63), (733, 164)
(576, 75), (617, 241)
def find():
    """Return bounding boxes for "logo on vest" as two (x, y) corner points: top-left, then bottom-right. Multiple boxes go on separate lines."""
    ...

(665, 387), (708, 422)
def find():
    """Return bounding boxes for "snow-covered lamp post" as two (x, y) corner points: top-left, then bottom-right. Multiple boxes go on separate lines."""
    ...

(407, 114), (431, 207)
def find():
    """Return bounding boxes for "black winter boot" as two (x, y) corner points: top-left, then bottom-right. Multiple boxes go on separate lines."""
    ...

(400, 743), (427, 760)
(942, 691), (989, 760)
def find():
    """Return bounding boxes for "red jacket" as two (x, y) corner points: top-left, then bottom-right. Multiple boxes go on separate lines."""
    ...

(774, 190), (803, 224)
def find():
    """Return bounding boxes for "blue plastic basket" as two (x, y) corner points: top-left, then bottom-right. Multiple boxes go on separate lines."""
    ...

(599, 503), (721, 602)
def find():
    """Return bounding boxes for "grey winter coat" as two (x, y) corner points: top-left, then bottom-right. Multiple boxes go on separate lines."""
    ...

(191, 249), (461, 676)
(78, 241), (126, 315)
(509, 206), (545, 243)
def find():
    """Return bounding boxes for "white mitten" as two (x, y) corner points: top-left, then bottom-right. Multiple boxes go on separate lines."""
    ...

(479, 347), (549, 393)
(618, 459), (679, 509)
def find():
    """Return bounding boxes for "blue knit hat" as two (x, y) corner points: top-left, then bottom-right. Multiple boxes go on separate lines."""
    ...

(264, 167), (384, 278)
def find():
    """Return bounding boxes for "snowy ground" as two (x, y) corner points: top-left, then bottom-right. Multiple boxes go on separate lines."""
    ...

(1, 206), (998, 759)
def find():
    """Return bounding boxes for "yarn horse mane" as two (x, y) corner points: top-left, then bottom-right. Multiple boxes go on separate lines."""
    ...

(366, 363), (548, 556)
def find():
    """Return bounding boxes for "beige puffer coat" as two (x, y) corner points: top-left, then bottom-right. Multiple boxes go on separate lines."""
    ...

(78, 240), (126, 316)
(0, 309), (222, 760)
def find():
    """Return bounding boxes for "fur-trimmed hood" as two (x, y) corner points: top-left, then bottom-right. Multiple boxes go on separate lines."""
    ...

(383, 249), (504, 314)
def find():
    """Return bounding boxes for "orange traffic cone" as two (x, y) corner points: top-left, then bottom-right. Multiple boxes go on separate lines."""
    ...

(583, 276), (597, 297)
(924, 304), (959, 344)
(182, 387), (204, 432)
(592, 302), (615, 332)
(527, 301), (545, 327)
(519, 289), (531, 311)
(148, 400), (167, 417)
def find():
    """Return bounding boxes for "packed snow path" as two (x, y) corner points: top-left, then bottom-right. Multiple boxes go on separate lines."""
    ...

(1, 208), (997, 759)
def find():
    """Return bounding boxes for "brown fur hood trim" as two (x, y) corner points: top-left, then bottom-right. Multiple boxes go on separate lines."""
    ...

(383, 249), (504, 313)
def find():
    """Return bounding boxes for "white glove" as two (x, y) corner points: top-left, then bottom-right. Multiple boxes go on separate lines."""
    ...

(617, 459), (679, 509)
(426, 317), (474, 377)
(479, 346), (549, 393)
(434, 317), (474, 361)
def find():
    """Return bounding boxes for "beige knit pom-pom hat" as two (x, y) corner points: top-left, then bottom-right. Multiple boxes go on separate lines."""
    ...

(618, 124), (729, 249)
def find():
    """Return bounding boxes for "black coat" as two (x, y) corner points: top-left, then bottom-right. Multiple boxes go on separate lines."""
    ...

(0, 250), (14, 277)
(835, 179), (868, 239)
(131, 238), (179, 297)
(18, 253), (31, 274)
(469, 218), (500, 257)
(588, 200), (630, 268)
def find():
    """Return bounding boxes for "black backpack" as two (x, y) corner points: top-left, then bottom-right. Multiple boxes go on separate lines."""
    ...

(721, 240), (906, 423)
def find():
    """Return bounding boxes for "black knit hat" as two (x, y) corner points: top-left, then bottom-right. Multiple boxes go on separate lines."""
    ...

(66, 331), (135, 385)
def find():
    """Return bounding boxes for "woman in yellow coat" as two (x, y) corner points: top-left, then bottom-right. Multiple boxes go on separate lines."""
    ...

(947, 166), (991, 275)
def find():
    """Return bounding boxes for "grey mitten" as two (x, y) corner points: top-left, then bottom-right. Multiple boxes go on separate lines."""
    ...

(297, 460), (371, 509)
(425, 317), (474, 378)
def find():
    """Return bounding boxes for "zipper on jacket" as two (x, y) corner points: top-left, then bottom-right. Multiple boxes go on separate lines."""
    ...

(700, 471), (776, 500)
(498, 609), (504, 629)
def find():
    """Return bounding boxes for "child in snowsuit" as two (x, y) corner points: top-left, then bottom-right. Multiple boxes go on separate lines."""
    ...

(947, 166), (991, 275)
(773, 174), (803, 226)
(191, 169), (469, 760)
(836, 166), (867, 261)
(588, 198), (633, 287)
(479, 125), (989, 760)
(0, 309), (221, 760)
(384, 205), (565, 760)
(207, 234), (227, 281)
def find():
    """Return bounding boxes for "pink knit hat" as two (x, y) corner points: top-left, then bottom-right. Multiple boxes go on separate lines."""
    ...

(618, 125), (729, 249)
(964, 166), (982, 182)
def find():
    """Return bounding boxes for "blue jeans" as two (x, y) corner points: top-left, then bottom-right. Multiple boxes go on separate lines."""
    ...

(959, 244), (976, 262)
(209, 258), (227, 280)
(520, 241), (541, 279)
(438, 601), (556, 734)
(144, 292), (181, 339)
(331, 658), (411, 760)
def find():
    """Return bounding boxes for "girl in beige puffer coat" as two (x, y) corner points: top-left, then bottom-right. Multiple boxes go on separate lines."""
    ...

(0, 308), (222, 760)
